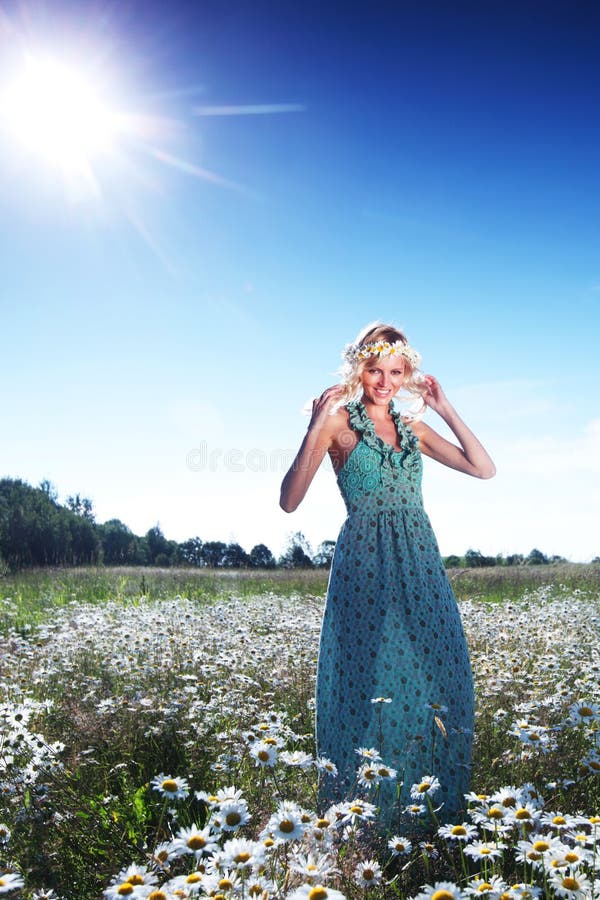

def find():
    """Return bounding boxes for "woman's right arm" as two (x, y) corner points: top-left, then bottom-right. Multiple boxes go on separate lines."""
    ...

(279, 386), (344, 513)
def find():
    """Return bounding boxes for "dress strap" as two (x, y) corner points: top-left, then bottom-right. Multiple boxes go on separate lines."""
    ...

(346, 400), (419, 469)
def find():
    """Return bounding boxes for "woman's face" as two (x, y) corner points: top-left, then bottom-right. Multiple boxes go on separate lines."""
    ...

(360, 355), (406, 405)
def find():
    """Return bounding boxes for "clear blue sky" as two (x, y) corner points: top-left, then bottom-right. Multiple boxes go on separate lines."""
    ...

(1, 0), (599, 561)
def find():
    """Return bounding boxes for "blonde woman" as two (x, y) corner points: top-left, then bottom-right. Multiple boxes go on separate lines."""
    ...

(280, 322), (495, 828)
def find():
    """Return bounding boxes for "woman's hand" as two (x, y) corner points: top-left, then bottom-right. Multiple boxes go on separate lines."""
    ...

(309, 384), (345, 429)
(420, 374), (449, 415)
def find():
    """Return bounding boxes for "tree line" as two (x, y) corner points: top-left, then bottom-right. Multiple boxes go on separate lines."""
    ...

(0, 478), (333, 572)
(0, 477), (586, 573)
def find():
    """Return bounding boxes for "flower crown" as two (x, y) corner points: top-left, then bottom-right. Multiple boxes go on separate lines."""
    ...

(342, 339), (421, 369)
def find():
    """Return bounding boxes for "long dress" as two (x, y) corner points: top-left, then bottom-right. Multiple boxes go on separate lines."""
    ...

(315, 400), (474, 828)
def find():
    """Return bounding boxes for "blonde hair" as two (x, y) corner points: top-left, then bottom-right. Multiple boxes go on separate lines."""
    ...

(338, 321), (426, 411)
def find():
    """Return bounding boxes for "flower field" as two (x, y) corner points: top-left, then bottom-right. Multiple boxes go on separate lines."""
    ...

(0, 569), (599, 899)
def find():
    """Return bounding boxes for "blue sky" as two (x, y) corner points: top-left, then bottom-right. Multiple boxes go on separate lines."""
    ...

(1, 0), (599, 561)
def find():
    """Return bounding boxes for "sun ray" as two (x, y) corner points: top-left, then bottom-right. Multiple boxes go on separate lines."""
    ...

(193, 102), (306, 116)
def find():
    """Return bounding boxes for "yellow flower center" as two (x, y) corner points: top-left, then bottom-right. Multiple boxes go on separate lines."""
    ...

(149, 893), (168, 900)
(515, 808), (532, 819)
(431, 892), (456, 900)
(564, 852), (579, 863)
(309, 889), (329, 900)
(562, 878), (579, 891)
(235, 852), (251, 863)
(316, 818), (330, 829)
(264, 737), (278, 745)
(451, 825), (467, 836)
(127, 875), (145, 885)
(477, 885), (493, 892)
(590, 816), (600, 824)
(377, 767), (390, 777)
(349, 804), (364, 814)
(417, 782), (431, 793)
(279, 819), (295, 833)
(162, 779), (178, 793)
(249, 886), (263, 897)
(226, 812), (242, 826)
(258, 750), (270, 761)
(264, 838), (275, 847)
(219, 879), (234, 890)
(553, 816), (566, 826)
(117, 886), (135, 897)
(527, 851), (542, 861)
(480, 848), (492, 856)
(363, 869), (375, 880)
(187, 835), (206, 850)
(187, 874), (202, 883)
(533, 841), (550, 852)
(489, 807), (505, 819)
(363, 768), (377, 780)
(579, 706), (593, 717)
(502, 797), (516, 807)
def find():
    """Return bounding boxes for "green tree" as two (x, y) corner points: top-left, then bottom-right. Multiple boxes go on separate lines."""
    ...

(248, 543), (276, 569)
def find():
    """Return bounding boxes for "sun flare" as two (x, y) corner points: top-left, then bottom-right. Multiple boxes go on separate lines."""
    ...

(0, 54), (122, 189)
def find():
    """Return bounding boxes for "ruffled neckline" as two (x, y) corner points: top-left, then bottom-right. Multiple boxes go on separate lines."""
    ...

(346, 399), (418, 468)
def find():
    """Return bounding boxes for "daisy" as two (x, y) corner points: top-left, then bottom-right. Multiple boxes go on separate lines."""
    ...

(0, 825), (10, 844)
(506, 884), (542, 900)
(405, 803), (426, 817)
(290, 852), (338, 881)
(354, 746), (382, 761)
(165, 871), (205, 894)
(338, 799), (377, 826)
(315, 757), (338, 776)
(0, 873), (25, 894)
(214, 799), (251, 833)
(287, 885), (346, 900)
(489, 786), (523, 809)
(549, 871), (592, 899)
(414, 880), (466, 900)
(506, 804), (542, 829)
(221, 837), (264, 871)
(411, 776), (441, 799)
(354, 859), (382, 888)
(115, 864), (158, 888)
(568, 700), (600, 724)
(464, 876), (507, 898)
(357, 763), (380, 787)
(464, 841), (505, 861)
(267, 801), (308, 842)
(170, 824), (220, 859)
(280, 749), (314, 769)
(250, 741), (278, 768)
(515, 836), (563, 867)
(540, 812), (579, 831)
(150, 774), (190, 800)
(438, 823), (478, 843)
(546, 846), (592, 870)
(388, 835), (413, 856)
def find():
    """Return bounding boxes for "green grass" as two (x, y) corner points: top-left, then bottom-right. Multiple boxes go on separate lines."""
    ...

(1, 563), (598, 631)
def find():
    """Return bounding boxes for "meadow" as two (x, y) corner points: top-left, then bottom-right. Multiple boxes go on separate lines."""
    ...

(0, 565), (599, 900)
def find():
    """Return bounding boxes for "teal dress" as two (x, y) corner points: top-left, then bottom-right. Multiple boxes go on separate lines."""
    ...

(316, 400), (474, 827)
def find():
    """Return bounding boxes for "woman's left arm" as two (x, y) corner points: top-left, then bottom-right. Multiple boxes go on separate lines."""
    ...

(410, 375), (496, 479)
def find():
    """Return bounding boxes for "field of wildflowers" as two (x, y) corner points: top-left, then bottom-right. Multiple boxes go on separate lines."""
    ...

(0, 568), (599, 900)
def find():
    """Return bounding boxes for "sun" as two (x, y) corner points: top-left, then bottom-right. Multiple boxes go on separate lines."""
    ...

(0, 52), (124, 195)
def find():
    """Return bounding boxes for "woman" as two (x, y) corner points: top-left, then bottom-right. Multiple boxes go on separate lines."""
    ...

(280, 322), (495, 828)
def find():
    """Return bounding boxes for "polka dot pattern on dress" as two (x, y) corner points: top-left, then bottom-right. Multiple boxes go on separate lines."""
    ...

(315, 400), (474, 829)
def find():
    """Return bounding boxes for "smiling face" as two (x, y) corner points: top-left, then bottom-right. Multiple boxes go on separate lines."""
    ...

(360, 355), (406, 406)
